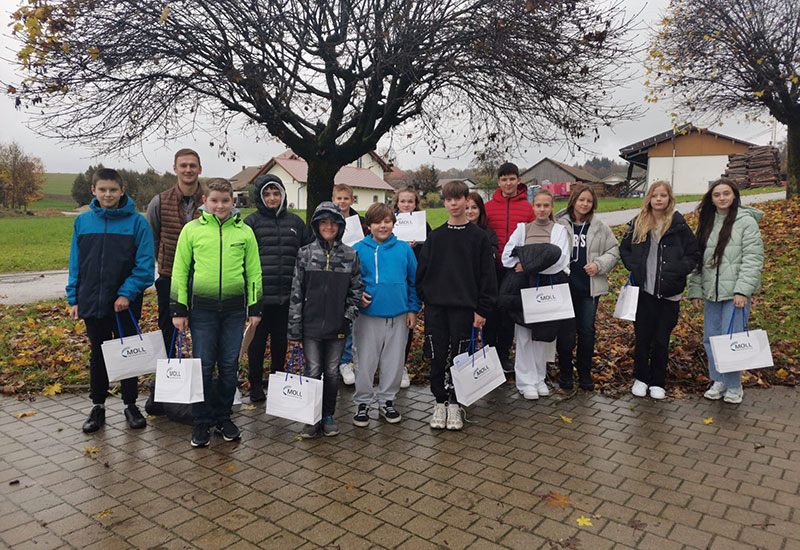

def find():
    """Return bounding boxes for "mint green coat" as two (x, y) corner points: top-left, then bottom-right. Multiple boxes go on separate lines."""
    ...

(687, 206), (764, 301)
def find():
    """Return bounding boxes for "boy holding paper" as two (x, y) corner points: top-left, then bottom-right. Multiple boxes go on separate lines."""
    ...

(67, 168), (155, 433)
(171, 178), (263, 447)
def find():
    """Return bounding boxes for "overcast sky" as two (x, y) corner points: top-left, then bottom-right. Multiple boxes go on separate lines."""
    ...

(0, 0), (783, 177)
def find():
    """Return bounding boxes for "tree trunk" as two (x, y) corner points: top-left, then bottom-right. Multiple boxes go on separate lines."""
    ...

(786, 122), (799, 200)
(305, 158), (343, 224)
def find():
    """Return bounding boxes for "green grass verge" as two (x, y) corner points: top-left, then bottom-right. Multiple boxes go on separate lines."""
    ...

(26, 199), (78, 211)
(42, 173), (77, 196)
(0, 217), (74, 272)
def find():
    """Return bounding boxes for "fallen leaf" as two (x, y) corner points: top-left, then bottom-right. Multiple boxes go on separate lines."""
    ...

(559, 414), (573, 424)
(3, 385), (17, 395)
(703, 417), (713, 425)
(97, 509), (113, 518)
(241, 404), (257, 410)
(754, 443), (765, 450)
(84, 446), (101, 456)
(145, 415), (157, 421)
(775, 368), (788, 379)
(226, 466), (235, 471)
(15, 411), (36, 418)
(344, 484), (354, 490)
(543, 491), (571, 508)
(159, 5), (170, 24)
(627, 518), (647, 530)
(576, 516), (593, 527)
(42, 383), (62, 396)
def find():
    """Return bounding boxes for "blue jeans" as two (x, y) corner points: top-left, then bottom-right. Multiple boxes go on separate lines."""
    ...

(303, 338), (346, 417)
(703, 299), (749, 390)
(340, 324), (354, 364)
(190, 308), (246, 426)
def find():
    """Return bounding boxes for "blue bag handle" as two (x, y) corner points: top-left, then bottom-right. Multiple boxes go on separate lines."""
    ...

(624, 273), (634, 287)
(534, 275), (555, 290)
(114, 309), (143, 344)
(286, 344), (306, 384)
(167, 329), (189, 364)
(726, 307), (750, 338)
(468, 327), (487, 370)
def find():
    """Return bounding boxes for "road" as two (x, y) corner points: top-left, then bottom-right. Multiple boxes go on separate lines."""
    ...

(0, 191), (785, 305)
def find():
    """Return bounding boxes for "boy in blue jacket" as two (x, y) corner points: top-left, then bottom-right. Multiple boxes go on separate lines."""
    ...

(351, 203), (420, 426)
(67, 168), (155, 433)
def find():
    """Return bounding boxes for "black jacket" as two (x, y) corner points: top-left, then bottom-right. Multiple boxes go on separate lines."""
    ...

(619, 211), (700, 298)
(244, 175), (310, 306)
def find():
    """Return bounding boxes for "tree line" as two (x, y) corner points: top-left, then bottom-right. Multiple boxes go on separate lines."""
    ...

(71, 165), (177, 209)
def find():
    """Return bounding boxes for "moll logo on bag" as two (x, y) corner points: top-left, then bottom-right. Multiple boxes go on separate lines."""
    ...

(472, 364), (491, 380)
(283, 386), (304, 400)
(165, 367), (183, 380)
(729, 340), (756, 353)
(121, 346), (149, 358)
(535, 292), (559, 303)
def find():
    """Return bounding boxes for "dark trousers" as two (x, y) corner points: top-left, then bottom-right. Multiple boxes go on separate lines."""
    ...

(424, 305), (473, 403)
(556, 293), (599, 384)
(303, 338), (346, 418)
(633, 291), (680, 388)
(247, 303), (290, 383)
(84, 310), (141, 405)
(155, 276), (174, 355)
(483, 268), (514, 363)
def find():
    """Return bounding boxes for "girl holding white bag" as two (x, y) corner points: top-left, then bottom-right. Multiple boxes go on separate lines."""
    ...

(501, 189), (570, 399)
(689, 178), (764, 404)
(620, 182), (700, 400)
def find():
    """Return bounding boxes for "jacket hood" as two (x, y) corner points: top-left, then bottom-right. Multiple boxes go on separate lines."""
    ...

(89, 194), (137, 218)
(492, 183), (529, 202)
(198, 205), (243, 226)
(310, 201), (345, 242)
(736, 205), (764, 223)
(360, 233), (399, 250)
(254, 174), (287, 216)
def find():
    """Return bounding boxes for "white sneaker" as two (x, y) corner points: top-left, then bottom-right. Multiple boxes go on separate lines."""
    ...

(631, 379), (648, 397)
(400, 367), (411, 389)
(723, 387), (743, 404)
(339, 363), (355, 385)
(446, 404), (463, 430)
(535, 381), (551, 397)
(429, 403), (447, 429)
(649, 386), (666, 400)
(522, 388), (539, 400)
(704, 381), (726, 400)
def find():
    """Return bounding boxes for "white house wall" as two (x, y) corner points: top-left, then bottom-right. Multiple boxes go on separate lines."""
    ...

(352, 189), (387, 207)
(647, 155), (729, 195)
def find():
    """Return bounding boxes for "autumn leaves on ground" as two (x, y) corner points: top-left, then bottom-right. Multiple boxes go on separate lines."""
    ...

(1, 198), (798, 399)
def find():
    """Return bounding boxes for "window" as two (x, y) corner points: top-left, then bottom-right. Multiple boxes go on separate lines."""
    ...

(373, 195), (378, 203)
(353, 195), (359, 204)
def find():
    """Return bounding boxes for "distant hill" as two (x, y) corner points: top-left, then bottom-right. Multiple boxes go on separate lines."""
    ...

(43, 173), (77, 197)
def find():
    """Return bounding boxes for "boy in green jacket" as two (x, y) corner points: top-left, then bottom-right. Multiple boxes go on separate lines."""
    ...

(171, 179), (263, 447)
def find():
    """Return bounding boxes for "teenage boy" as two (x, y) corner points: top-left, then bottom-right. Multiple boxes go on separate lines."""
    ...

(484, 162), (534, 372)
(67, 168), (155, 433)
(171, 179), (263, 448)
(416, 181), (496, 430)
(288, 201), (363, 438)
(331, 183), (368, 385)
(351, 203), (421, 427)
(146, 148), (205, 354)
(244, 174), (309, 402)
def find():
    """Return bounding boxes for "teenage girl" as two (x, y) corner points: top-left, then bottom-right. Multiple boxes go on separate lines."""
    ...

(555, 184), (619, 390)
(465, 192), (499, 260)
(393, 186), (432, 388)
(689, 178), (764, 404)
(502, 189), (570, 399)
(619, 181), (700, 400)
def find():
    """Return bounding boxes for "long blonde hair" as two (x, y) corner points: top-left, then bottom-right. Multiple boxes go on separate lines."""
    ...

(631, 181), (675, 244)
(532, 188), (555, 221)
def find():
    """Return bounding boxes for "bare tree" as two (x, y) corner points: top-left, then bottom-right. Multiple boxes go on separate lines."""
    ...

(9, 0), (638, 218)
(646, 0), (800, 198)
(0, 142), (45, 209)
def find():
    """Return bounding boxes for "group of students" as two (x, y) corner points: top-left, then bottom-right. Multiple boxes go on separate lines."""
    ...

(66, 152), (764, 447)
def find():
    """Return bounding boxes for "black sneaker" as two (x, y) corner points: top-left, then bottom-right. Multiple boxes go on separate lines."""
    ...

(82, 405), (105, 433)
(215, 419), (241, 442)
(191, 423), (211, 447)
(249, 382), (266, 403)
(124, 404), (147, 429)
(379, 401), (401, 424)
(353, 404), (369, 427)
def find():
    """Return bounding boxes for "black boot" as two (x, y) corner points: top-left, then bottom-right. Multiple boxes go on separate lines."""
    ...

(249, 381), (266, 403)
(82, 405), (105, 433)
(124, 404), (147, 429)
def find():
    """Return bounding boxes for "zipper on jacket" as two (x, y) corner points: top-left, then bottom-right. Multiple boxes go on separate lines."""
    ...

(655, 241), (664, 298)
(374, 244), (380, 284)
(325, 250), (330, 271)
(505, 199), (510, 242)
(714, 266), (720, 301)
(98, 217), (108, 315)
(218, 220), (223, 308)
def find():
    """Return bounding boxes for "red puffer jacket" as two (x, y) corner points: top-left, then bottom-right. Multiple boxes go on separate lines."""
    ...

(485, 184), (534, 267)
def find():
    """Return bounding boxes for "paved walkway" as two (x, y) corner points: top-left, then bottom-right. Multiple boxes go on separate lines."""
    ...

(2, 383), (799, 549)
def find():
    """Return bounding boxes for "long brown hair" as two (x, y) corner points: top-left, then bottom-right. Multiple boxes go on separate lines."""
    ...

(467, 191), (489, 228)
(631, 181), (675, 244)
(392, 186), (421, 213)
(532, 188), (555, 221)
(565, 183), (597, 223)
(695, 178), (741, 268)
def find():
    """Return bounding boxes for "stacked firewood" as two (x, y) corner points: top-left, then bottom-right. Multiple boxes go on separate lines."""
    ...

(722, 146), (780, 189)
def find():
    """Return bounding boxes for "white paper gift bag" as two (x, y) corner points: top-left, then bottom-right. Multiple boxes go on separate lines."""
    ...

(393, 211), (427, 242)
(613, 275), (639, 321)
(101, 310), (167, 382)
(709, 309), (774, 373)
(521, 277), (575, 324)
(450, 330), (506, 407)
(265, 346), (323, 425)
(154, 331), (204, 404)
(342, 214), (365, 246)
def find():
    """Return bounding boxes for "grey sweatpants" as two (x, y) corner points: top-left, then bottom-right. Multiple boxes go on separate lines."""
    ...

(353, 313), (409, 407)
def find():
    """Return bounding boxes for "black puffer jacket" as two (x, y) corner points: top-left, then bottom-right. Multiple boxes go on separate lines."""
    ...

(243, 175), (310, 306)
(619, 211), (700, 298)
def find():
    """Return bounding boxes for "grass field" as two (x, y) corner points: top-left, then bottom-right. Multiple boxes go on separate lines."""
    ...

(26, 199), (77, 211)
(42, 173), (77, 196)
(0, 217), (74, 272)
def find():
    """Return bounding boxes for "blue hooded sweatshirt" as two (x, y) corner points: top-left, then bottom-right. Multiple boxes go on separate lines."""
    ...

(352, 233), (421, 318)
(67, 195), (155, 319)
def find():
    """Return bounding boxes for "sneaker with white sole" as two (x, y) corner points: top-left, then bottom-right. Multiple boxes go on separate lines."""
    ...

(429, 403), (447, 429)
(379, 401), (402, 423)
(649, 386), (666, 400)
(400, 368), (411, 389)
(631, 379), (648, 397)
(703, 381), (726, 400)
(522, 388), (539, 400)
(446, 403), (463, 430)
(353, 404), (369, 427)
(339, 363), (355, 385)
(723, 387), (743, 404)
(535, 381), (551, 397)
